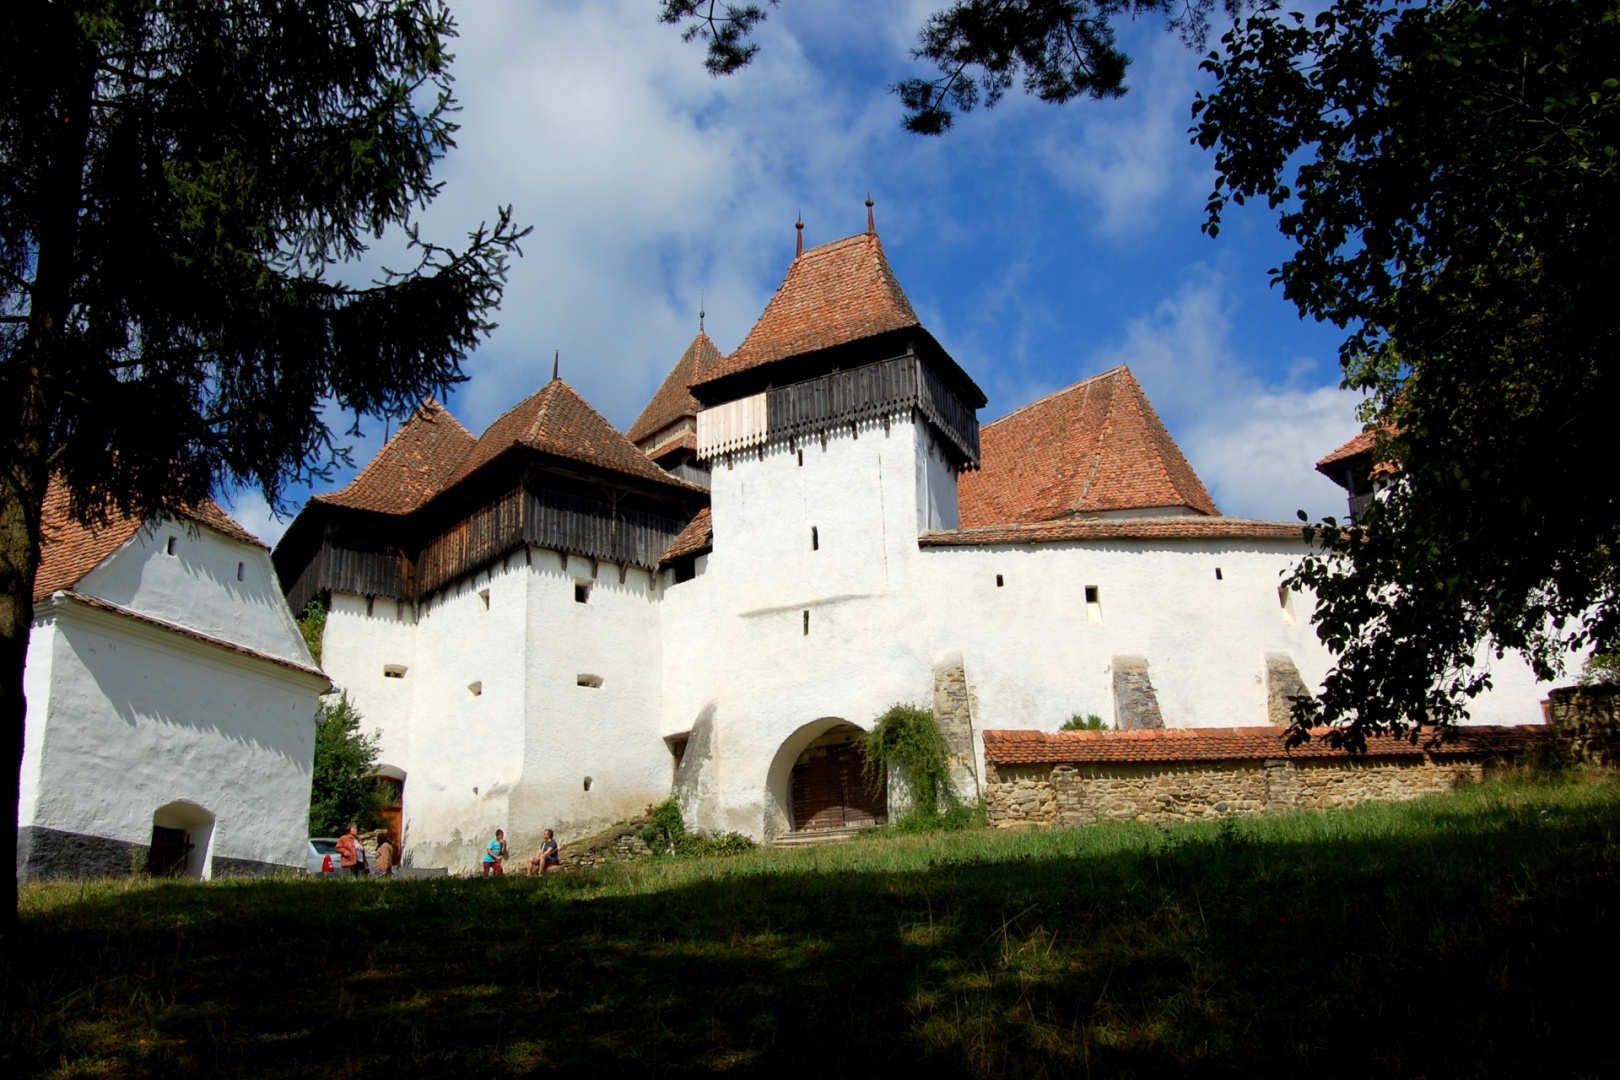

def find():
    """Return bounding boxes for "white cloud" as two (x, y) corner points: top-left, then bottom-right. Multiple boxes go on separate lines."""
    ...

(1038, 32), (1208, 239)
(220, 487), (289, 549)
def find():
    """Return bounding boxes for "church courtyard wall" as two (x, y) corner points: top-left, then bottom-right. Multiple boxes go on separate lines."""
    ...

(983, 757), (1491, 829)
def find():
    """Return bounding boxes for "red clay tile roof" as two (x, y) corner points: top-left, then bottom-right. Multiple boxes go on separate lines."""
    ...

(650, 434), (698, 461)
(628, 332), (722, 446)
(185, 500), (270, 549)
(919, 516), (1303, 547)
(959, 367), (1219, 528)
(982, 724), (1548, 766)
(314, 399), (475, 515)
(693, 232), (919, 388)
(660, 506), (713, 564)
(1316, 429), (1378, 469)
(35, 476), (267, 602)
(448, 379), (704, 493)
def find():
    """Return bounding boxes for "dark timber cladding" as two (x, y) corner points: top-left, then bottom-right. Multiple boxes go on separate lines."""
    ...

(283, 486), (688, 610)
(766, 354), (980, 464)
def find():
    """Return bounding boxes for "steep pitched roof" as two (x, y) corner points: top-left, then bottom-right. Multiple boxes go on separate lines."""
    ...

(627, 332), (722, 445)
(958, 366), (1219, 527)
(449, 378), (702, 492)
(313, 399), (476, 515)
(693, 231), (920, 388)
(1316, 429), (1378, 470)
(982, 724), (1547, 766)
(660, 506), (713, 564)
(34, 475), (267, 602)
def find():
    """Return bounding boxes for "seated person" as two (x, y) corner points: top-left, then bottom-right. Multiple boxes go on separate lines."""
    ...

(526, 829), (560, 876)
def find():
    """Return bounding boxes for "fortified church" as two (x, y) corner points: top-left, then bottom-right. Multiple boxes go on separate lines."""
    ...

(274, 208), (1552, 869)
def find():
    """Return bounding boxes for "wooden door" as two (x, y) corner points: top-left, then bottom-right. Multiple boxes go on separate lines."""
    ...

(791, 743), (886, 831)
(148, 826), (191, 877)
(380, 804), (403, 855)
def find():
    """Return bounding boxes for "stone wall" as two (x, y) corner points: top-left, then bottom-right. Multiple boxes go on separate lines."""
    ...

(554, 822), (655, 871)
(932, 652), (981, 802)
(1546, 684), (1620, 766)
(985, 756), (1488, 829)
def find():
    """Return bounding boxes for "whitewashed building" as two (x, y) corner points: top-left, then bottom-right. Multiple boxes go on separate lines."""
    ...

(275, 215), (1557, 867)
(19, 481), (327, 880)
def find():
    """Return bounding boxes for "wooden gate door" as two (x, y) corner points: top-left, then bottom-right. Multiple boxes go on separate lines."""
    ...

(791, 743), (887, 831)
(148, 826), (191, 877)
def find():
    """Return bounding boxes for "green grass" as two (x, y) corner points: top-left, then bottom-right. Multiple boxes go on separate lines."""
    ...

(8, 773), (1620, 1077)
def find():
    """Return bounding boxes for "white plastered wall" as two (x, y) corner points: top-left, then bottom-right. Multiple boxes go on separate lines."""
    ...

(320, 545), (670, 871)
(77, 517), (314, 666)
(21, 600), (320, 873)
(659, 412), (1562, 840)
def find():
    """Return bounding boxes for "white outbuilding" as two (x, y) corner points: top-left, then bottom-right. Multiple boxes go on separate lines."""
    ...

(275, 213), (1560, 868)
(19, 481), (327, 880)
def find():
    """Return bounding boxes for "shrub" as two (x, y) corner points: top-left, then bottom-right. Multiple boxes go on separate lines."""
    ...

(644, 795), (754, 858)
(297, 597), (327, 665)
(1060, 712), (1109, 731)
(863, 703), (958, 825)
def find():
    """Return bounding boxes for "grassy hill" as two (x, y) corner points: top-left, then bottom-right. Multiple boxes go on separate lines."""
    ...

(9, 772), (1620, 1078)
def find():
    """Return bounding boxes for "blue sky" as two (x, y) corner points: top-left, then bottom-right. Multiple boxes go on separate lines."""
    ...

(228, 0), (1363, 545)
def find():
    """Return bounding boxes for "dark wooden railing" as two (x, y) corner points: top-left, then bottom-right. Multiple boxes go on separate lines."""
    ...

(284, 542), (412, 611)
(759, 355), (980, 465)
(524, 489), (686, 572)
(291, 486), (690, 606)
(416, 487), (526, 596)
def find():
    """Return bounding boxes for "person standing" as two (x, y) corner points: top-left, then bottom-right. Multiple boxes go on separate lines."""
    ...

(482, 829), (507, 876)
(336, 823), (365, 878)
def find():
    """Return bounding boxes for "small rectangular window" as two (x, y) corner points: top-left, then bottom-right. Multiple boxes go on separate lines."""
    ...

(384, 665), (407, 679)
(995, 574), (1004, 588)
(574, 582), (591, 604)
(803, 610), (810, 636)
(1215, 567), (1223, 580)
(1084, 586), (1099, 604)
(1085, 585), (1103, 625)
(479, 588), (490, 611)
(165, 536), (177, 556)
(811, 526), (819, 551)
(797, 449), (804, 467)
(236, 562), (245, 581)
(577, 674), (603, 688)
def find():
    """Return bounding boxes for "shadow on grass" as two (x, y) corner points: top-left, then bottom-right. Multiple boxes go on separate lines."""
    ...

(7, 783), (1620, 1078)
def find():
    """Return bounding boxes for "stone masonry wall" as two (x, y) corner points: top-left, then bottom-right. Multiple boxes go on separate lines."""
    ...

(1546, 684), (1620, 767)
(985, 756), (1487, 829)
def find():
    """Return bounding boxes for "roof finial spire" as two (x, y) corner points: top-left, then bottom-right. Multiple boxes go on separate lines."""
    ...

(699, 289), (705, 333)
(866, 192), (875, 235)
(795, 214), (804, 258)
(552, 349), (559, 382)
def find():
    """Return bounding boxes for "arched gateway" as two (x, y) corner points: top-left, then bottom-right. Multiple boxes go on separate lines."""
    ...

(765, 719), (887, 839)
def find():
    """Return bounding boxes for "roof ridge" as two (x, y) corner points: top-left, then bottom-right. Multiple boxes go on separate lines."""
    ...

(1070, 371), (1117, 512)
(982, 366), (1128, 431)
(315, 399), (472, 508)
(1118, 369), (1220, 517)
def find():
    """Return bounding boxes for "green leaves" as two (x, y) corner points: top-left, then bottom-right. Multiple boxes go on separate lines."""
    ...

(309, 693), (388, 836)
(864, 703), (957, 821)
(1200, 0), (1620, 743)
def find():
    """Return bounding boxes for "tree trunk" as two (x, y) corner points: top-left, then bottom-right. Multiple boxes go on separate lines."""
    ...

(4, 15), (92, 922)
(0, 396), (48, 918)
